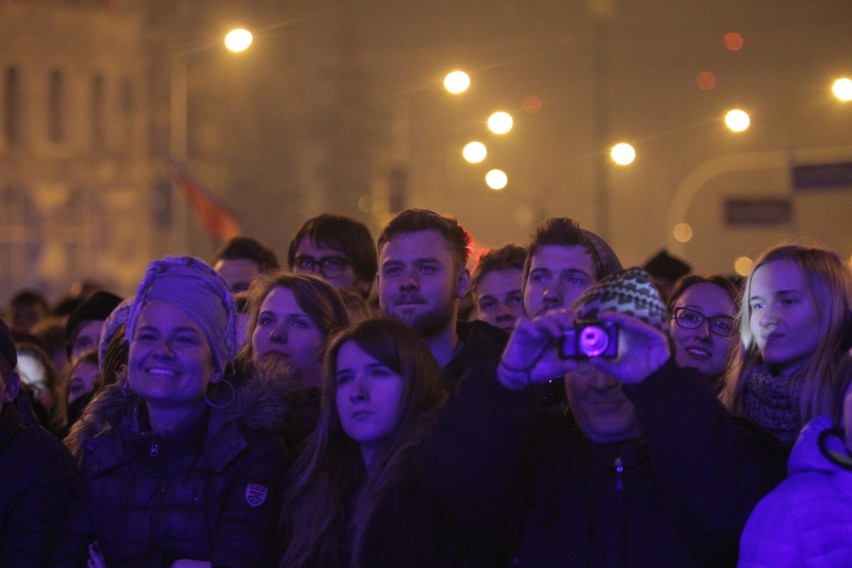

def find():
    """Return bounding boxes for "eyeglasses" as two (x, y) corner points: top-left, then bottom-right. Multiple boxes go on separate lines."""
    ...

(671, 307), (737, 337)
(293, 255), (351, 279)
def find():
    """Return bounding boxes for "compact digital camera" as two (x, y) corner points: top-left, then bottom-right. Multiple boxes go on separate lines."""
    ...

(560, 320), (618, 359)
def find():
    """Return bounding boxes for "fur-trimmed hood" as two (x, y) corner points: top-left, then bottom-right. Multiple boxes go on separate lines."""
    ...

(64, 365), (309, 461)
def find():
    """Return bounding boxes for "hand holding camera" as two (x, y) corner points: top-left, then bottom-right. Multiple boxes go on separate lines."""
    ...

(498, 309), (670, 390)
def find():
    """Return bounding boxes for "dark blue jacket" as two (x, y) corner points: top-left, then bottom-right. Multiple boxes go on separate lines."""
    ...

(421, 359), (787, 567)
(49, 382), (288, 568)
(0, 404), (76, 567)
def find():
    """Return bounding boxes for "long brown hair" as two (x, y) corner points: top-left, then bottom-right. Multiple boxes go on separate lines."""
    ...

(279, 317), (445, 568)
(722, 244), (852, 424)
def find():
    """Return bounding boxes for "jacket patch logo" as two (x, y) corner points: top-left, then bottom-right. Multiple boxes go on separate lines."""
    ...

(245, 483), (268, 508)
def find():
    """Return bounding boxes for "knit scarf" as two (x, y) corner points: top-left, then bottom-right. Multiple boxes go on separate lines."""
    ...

(741, 363), (803, 448)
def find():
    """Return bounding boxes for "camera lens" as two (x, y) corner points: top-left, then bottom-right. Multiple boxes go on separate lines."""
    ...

(578, 325), (610, 357)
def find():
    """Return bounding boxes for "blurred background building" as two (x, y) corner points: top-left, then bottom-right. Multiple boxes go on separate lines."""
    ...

(1, 0), (850, 302)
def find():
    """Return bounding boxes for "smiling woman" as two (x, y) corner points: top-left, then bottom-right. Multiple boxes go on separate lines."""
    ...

(50, 256), (288, 568)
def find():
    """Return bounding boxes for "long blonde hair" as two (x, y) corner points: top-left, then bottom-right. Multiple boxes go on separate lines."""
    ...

(722, 244), (852, 424)
(279, 317), (445, 568)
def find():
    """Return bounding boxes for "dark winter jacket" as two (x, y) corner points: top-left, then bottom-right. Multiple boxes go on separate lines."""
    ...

(357, 466), (508, 568)
(49, 377), (289, 568)
(421, 359), (787, 568)
(444, 320), (508, 388)
(0, 404), (76, 567)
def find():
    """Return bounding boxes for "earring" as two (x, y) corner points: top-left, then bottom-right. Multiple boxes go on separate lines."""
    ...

(204, 379), (236, 410)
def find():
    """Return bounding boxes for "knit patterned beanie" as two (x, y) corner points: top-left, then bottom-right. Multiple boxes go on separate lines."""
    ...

(570, 267), (668, 333)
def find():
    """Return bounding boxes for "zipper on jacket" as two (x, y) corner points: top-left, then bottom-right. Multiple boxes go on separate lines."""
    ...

(614, 457), (624, 490)
(150, 442), (160, 457)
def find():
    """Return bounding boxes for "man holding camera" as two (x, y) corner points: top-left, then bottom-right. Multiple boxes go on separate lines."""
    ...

(422, 267), (786, 567)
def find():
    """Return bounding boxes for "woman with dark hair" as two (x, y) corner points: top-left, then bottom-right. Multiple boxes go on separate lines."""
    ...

(50, 256), (288, 567)
(722, 244), (852, 447)
(280, 317), (499, 568)
(739, 355), (852, 566)
(667, 274), (739, 391)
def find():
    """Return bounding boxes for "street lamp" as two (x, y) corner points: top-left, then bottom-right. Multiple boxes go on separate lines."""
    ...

(725, 109), (750, 132)
(444, 70), (470, 94)
(169, 27), (252, 251)
(832, 78), (852, 102)
(224, 28), (253, 52)
(487, 111), (513, 135)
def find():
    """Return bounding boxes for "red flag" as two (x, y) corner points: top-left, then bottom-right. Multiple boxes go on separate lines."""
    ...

(164, 153), (241, 243)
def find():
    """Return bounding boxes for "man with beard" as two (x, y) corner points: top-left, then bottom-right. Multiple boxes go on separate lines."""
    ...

(376, 209), (507, 385)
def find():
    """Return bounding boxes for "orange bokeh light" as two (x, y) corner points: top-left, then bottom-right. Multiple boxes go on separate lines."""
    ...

(724, 32), (743, 51)
(696, 71), (716, 90)
(522, 95), (543, 114)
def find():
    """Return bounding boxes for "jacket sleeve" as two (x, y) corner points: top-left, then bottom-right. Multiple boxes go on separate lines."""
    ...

(623, 359), (788, 563)
(418, 362), (535, 540)
(209, 429), (288, 568)
(1, 429), (78, 568)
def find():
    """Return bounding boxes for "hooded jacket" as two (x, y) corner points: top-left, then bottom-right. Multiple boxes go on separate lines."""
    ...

(738, 415), (852, 567)
(48, 375), (289, 568)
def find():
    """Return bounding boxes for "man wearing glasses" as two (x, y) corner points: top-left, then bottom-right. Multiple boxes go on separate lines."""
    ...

(288, 213), (377, 299)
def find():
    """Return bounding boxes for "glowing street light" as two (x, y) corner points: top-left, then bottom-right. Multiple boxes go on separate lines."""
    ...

(725, 109), (750, 132)
(444, 70), (470, 94)
(485, 169), (508, 190)
(224, 28), (253, 53)
(610, 142), (636, 165)
(462, 141), (487, 163)
(832, 78), (852, 102)
(487, 111), (513, 134)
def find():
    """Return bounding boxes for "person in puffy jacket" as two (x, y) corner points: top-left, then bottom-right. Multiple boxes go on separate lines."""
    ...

(49, 256), (288, 568)
(739, 354), (852, 568)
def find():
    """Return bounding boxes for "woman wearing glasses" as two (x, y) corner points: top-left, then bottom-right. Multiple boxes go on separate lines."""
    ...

(667, 275), (739, 392)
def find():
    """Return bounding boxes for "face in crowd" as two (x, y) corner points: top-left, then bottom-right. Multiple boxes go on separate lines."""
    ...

(378, 229), (470, 338)
(335, 340), (405, 466)
(475, 268), (524, 332)
(670, 282), (738, 379)
(251, 286), (327, 377)
(748, 259), (821, 376)
(214, 258), (263, 293)
(128, 300), (217, 414)
(524, 244), (596, 317)
(292, 237), (368, 296)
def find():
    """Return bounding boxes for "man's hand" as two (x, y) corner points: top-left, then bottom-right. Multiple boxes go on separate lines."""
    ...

(498, 309), (583, 389)
(589, 311), (670, 384)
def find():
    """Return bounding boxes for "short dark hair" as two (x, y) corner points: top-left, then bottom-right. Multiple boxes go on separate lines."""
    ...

(524, 218), (604, 281)
(377, 209), (472, 271)
(288, 214), (378, 285)
(213, 236), (280, 272)
(471, 244), (527, 294)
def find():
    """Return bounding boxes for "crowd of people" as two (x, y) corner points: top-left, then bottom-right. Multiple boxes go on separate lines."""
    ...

(0, 208), (850, 567)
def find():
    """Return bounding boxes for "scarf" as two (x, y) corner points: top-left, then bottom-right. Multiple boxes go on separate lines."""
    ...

(741, 362), (803, 447)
